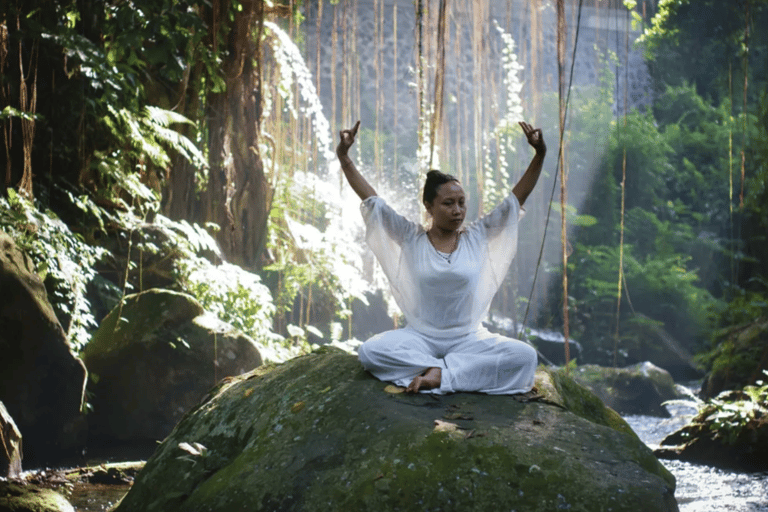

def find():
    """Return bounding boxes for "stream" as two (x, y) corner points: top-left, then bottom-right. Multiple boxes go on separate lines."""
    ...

(55, 402), (768, 511)
(623, 402), (768, 512)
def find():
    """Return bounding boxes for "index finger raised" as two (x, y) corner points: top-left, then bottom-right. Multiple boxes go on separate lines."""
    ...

(351, 120), (361, 136)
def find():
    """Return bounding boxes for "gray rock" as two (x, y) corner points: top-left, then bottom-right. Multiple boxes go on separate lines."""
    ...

(114, 348), (677, 512)
(571, 362), (682, 417)
(0, 401), (22, 478)
(0, 231), (87, 463)
(82, 289), (263, 444)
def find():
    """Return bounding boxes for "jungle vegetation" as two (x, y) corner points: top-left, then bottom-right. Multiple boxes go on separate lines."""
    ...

(1, 0), (766, 383)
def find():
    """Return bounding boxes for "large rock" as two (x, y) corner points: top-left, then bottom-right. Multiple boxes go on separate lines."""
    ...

(571, 362), (682, 417)
(114, 348), (677, 512)
(0, 231), (87, 464)
(700, 317), (768, 399)
(0, 401), (22, 478)
(82, 289), (263, 444)
(0, 482), (74, 512)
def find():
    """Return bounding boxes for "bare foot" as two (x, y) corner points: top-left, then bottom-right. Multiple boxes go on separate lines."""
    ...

(406, 367), (442, 393)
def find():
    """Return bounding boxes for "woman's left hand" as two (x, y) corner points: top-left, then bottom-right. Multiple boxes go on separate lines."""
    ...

(519, 121), (546, 154)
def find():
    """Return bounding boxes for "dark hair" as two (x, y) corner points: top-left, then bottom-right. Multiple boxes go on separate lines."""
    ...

(423, 170), (458, 204)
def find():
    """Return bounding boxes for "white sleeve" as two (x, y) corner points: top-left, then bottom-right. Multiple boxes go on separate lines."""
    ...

(472, 193), (522, 288)
(360, 196), (421, 287)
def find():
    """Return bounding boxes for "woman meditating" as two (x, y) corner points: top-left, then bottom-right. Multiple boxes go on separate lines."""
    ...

(337, 120), (546, 394)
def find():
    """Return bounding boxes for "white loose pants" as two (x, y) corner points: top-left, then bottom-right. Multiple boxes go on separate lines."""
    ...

(357, 326), (537, 395)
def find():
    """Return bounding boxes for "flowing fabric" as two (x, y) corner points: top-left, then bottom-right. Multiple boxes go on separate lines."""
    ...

(360, 193), (522, 339)
(357, 193), (537, 395)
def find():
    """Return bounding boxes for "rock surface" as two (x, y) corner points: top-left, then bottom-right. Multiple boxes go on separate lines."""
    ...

(0, 401), (23, 478)
(571, 362), (682, 417)
(0, 481), (74, 512)
(701, 317), (768, 399)
(114, 348), (677, 512)
(82, 289), (263, 444)
(0, 231), (87, 464)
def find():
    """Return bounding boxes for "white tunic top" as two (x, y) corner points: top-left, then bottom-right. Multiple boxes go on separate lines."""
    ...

(361, 193), (522, 339)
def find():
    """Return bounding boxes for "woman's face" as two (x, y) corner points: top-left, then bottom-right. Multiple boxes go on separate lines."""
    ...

(425, 181), (466, 232)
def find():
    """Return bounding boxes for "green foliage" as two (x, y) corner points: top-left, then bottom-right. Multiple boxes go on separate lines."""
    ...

(638, 0), (768, 296)
(713, 286), (768, 327)
(695, 372), (768, 446)
(177, 258), (290, 360)
(264, 171), (370, 343)
(0, 191), (106, 352)
(550, 237), (718, 364)
(103, 106), (207, 172)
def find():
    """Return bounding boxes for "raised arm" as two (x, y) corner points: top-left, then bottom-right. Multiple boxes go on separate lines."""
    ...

(512, 121), (546, 207)
(337, 120), (377, 201)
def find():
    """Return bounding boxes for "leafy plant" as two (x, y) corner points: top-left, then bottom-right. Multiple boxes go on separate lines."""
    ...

(176, 257), (286, 355)
(0, 190), (106, 352)
(264, 171), (371, 343)
(696, 372), (768, 445)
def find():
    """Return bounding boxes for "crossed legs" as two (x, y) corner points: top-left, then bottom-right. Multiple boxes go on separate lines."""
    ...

(357, 326), (537, 395)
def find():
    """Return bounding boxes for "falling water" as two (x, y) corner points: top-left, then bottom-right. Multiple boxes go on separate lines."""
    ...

(302, 0), (649, 324)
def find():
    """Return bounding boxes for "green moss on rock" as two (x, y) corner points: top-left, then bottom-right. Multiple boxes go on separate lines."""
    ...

(114, 349), (677, 512)
(570, 363), (681, 417)
(701, 317), (768, 398)
(0, 482), (74, 512)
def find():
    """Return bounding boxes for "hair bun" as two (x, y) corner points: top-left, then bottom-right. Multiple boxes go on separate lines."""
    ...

(423, 169), (458, 204)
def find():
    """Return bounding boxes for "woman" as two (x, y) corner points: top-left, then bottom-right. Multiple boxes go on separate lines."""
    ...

(338, 120), (546, 394)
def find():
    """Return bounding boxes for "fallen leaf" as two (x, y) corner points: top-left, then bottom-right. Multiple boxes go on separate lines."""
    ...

(319, 386), (332, 393)
(384, 385), (405, 394)
(291, 401), (305, 413)
(433, 419), (459, 433)
(178, 442), (205, 456)
(244, 388), (254, 398)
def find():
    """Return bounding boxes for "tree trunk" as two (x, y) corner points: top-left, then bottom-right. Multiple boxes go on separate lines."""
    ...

(164, 0), (269, 270)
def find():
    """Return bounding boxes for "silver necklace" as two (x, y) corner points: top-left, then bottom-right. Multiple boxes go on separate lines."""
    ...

(427, 230), (460, 264)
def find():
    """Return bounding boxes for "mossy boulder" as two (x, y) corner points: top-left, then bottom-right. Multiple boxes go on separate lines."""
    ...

(82, 289), (262, 444)
(571, 362), (682, 417)
(0, 231), (87, 464)
(700, 317), (768, 399)
(0, 481), (74, 512)
(114, 348), (677, 512)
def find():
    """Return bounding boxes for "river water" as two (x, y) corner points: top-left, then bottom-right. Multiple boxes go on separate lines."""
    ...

(623, 402), (768, 512)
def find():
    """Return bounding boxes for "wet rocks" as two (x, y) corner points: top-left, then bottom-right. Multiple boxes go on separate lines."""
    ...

(82, 289), (263, 444)
(0, 481), (74, 512)
(114, 348), (677, 512)
(655, 389), (768, 472)
(571, 362), (682, 417)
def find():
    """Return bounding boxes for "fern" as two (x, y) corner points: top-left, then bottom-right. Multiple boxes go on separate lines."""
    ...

(0, 192), (107, 352)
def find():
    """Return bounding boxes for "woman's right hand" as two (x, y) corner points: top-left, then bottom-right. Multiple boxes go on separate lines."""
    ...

(337, 120), (361, 157)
